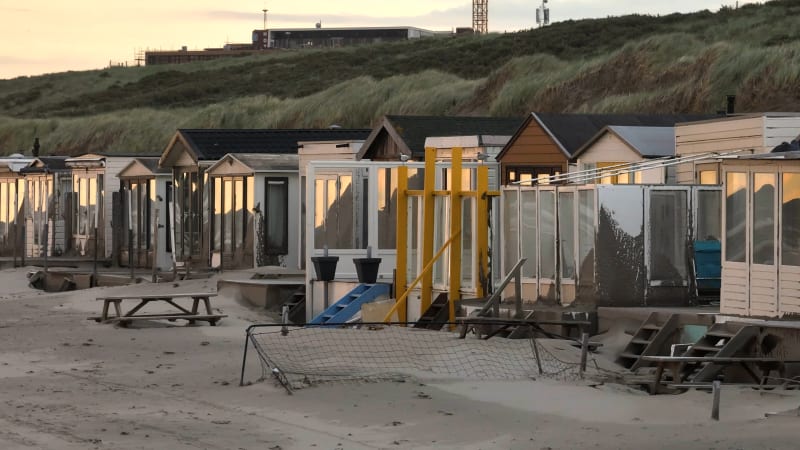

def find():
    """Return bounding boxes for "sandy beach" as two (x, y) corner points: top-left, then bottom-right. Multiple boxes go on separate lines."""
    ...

(1, 266), (799, 450)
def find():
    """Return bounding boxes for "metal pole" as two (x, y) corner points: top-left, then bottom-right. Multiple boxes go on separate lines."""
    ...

(43, 219), (49, 275)
(92, 226), (98, 287)
(152, 206), (159, 283)
(531, 332), (544, 375)
(711, 380), (721, 420)
(579, 332), (590, 377)
(281, 305), (289, 336)
(239, 328), (251, 386)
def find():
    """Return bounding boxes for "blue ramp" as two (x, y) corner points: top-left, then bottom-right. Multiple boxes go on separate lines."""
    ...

(309, 284), (390, 325)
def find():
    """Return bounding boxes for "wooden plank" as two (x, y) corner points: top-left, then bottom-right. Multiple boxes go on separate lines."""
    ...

(97, 293), (217, 301)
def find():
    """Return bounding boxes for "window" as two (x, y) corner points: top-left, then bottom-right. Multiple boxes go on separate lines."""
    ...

(578, 190), (595, 285)
(782, 173), (800, 266)
(649, 190), (688, 281)
(559, 191), (576, 279)
(173, 169), (203, 258)
(699, 170), (719, 185)
(264, 178), (289, 254)
(696, 190), (721, 241)
(212, 176), (248, 254)
(505, 166), (561, 185)
(539, 191), (556, 279)
(314, 172), (362, 249)
(520, 190), (537, 278)
(377, 168), (397, 249)
(503, 190), (519, 278)
(725, 172), (747, 263)
(752, 173), (775, 265)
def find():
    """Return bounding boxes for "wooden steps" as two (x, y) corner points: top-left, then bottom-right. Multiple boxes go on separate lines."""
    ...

(617, 312), (680, 371)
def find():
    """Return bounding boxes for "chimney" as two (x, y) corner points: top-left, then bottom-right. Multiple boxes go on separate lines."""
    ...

(32, 137), (40, 157)
(726, 95), (736, 115)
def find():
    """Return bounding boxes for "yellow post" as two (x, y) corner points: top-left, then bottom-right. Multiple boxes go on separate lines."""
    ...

(448, 148), (463, 322)
(476, 164), (489, 297)
(395, 165), (408, 322)
(420, 147), (437, 313)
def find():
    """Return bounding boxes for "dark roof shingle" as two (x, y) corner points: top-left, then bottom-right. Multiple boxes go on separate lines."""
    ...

(179, 129), (371, 161)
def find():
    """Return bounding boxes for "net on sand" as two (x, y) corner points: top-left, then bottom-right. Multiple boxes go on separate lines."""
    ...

(244, 322), (595, 390)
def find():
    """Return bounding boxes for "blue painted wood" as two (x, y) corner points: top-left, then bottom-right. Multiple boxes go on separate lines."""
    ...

(309, 284), (390, 325)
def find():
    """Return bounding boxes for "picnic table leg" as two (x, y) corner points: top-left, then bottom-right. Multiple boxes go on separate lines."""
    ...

(112, 300), (122, 319)
(203, 297), (213, 315)
(101, 300), (110, 321)
(191, 298), (200, 315)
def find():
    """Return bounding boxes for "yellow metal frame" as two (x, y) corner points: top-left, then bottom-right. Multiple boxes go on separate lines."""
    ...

(390, 147), (492, 323)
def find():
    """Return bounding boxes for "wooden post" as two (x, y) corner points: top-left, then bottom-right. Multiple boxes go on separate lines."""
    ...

(395, 165), (408, 322)
(448, 148), (462, 323)
(580, 332), (590, 377)
(532, 333), (544, 375)
(711, 380), (721, 421)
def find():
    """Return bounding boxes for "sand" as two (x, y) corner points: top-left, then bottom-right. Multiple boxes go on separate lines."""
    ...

(1, 266), (799, 449)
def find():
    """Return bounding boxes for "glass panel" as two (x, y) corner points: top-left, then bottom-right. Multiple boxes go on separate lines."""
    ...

(433, 196), (449, 286)
(224, 179), (233, 252)
(461, 197), (474, 289)
(752, 173), (775, 265)
(725, 172), (747, 263)
(235, 178), (245, 250)
(782, 173), (800, 266)
(699, 170), (718, 185)
(336, 175), (355, 249)
(539, 191), (556, 279)
(407, 196), (420, 282)
(597, 186), (645, 302)
(559, 191), (576, 279)
(130, 182), (139, 250)
(503, 190), (519, 278)
(649, 190), (688, 281)
(314, 179), (326, 250)
(578, 190), (595, 286)
(697, 190), (721, 241)
(520, 190), (537, 278)
(378, 168), (397, 249)
(213, 178), (222, 251)
(266, 179), (288, 253)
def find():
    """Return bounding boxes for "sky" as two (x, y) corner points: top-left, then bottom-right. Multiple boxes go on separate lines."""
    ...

(1, 0), (756, 80)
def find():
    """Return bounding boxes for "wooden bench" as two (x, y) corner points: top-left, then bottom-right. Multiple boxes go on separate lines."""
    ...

(639, 355), (800, 394)
(90, 292), (226, 327)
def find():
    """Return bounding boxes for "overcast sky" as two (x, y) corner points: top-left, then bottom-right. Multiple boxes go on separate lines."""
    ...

(1, 1), (755, 80)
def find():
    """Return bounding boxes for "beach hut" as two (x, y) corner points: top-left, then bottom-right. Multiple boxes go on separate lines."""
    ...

(676, 113), (800, 184)
(720, 151), (800, 318)
(502, 183), (721, 306)
(0, 155), (35, 258)
(496, 113), (714, 185)
(117, 157), (172, 270)
(158, 128), (370, 269)
(19, 156), (69, 259)
(572, 126), (677, 185)
(205, 153), (300, 270)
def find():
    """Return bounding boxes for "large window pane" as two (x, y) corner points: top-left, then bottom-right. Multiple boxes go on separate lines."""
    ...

(782, 173), (800, 266)
(265, 178), (288, 254)
(539, 191), (556, 279)
(752, 173), (775, 265)
(578, 190), (595, 285)
(725, 172), (747, 262)
(650, 190), (688, 281)
(461, 197), (473, 289)
(503, 190), (519, 277)
(697, 190), (721, 241)
(377, 168), (397, 249)
(559, 191), (576, 279)
(520, 190), (537, 278)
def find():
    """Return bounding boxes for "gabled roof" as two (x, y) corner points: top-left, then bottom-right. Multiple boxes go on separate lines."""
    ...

(358, 115), (524, 160)
(119, 157), (170, 178)
(19, 156), (69, 174)
(498, 113), (718, 160)
(162, 128), (371, 165)
(573, 126), (676, 159)
(207, 153), (299, 174)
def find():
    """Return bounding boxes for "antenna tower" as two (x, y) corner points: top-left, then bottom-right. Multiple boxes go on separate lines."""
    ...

(473, 0), (488, 34)
(536, 0), (550, 28)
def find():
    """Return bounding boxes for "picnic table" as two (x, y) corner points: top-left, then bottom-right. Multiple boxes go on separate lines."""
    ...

(90, 292), (226, 326)
(640, 355), (800, 394)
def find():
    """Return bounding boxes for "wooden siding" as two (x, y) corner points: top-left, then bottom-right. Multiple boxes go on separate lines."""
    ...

(499, 121), (568, 184)
(779, 269), (800, 315)
(764, 116), (800, 147)
(749, 265), (777, 317)
(720, 264), (748, 315)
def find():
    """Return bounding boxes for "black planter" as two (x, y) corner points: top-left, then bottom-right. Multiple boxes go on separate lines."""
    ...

(311, 256), (339, 281)
(353, 257), (382, 284)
